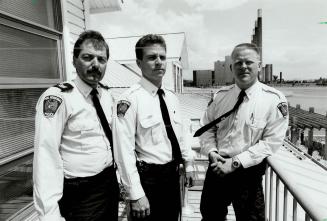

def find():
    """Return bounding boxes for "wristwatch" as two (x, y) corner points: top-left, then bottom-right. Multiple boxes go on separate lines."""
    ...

(232, 156), (241, 169)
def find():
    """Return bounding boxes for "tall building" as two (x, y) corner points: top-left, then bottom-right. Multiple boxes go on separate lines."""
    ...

(251, 9), (262, 62)
(265, 64), (273, 82)
(214, 56), (234, 85)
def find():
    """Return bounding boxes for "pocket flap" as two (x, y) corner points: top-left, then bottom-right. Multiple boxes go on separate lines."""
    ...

(140, 116), (161, 128)
(68, 119), (97, 131)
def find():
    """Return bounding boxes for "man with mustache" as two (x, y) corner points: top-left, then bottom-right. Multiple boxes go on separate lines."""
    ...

(33, 30), (119, 220)
(113, 34), (194, 221)
(197, 43), (289, 221)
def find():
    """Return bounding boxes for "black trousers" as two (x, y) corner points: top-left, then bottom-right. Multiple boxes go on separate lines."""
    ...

(59, 165), (119, 221)
(200, 161), (266, 221)
(132, 160), (181, 221)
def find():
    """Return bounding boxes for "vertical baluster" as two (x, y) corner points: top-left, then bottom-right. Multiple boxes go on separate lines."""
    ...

(283, 187), (288, 221)
(265, 164), (270, 221)
(269, 169), (274, 221)
(275, 177), (280, 221)
(292, 198), (297, 221)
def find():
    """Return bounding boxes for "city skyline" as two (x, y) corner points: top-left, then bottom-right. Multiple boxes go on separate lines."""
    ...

(91, 0), (327, 80)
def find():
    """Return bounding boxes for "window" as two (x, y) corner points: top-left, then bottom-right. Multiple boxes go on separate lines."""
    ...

(0, 0), (63, 218)
(0, 0), (63, 87)
(0, 0), (61, 31)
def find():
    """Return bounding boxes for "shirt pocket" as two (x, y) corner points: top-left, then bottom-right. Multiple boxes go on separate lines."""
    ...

(139, 115), (163, 144)
(68, 119), (100, 150)
(245, 118), (266, 144)
(68, 119), (98, 131)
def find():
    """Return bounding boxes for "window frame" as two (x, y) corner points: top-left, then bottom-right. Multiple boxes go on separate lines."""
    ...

(0, 1), (64, 89)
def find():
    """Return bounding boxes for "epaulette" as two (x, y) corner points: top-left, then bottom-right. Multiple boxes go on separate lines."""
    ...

(99, 82), (110, 90)
(261, 85), (281, 99)
(53, 82), (74, 92)
(213, 85), (234, 96)
(124, 84), (141, 96)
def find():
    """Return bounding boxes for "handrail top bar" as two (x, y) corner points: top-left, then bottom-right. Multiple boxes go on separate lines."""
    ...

(267, 148), (327, 220)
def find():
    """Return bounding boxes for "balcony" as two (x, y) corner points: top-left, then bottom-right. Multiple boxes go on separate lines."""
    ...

(1, 114), (327, 221)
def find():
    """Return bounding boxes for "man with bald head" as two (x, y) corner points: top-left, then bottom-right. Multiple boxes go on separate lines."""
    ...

(196, 43), (289, 221)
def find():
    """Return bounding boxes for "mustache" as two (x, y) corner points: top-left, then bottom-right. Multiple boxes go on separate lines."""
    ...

(87, 68), (101, 75)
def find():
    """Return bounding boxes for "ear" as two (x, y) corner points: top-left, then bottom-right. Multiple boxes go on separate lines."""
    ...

(73, 57), (77, 68)
(258, 61), (261, 69)
(136, 59), (141, 68)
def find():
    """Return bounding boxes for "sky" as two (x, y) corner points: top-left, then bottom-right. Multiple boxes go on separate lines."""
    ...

(90, 0), (327, 80)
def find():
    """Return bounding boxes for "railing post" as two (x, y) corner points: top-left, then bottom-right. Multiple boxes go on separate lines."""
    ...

(283, 188), (288, 221)
(308, 107), (314, 155)
(265, 164), (270, 221)
(300, 129), (305, 145)
(324, 112), (327, 160)
(182, 186), (194, 217)
(291, 116), (299, 144)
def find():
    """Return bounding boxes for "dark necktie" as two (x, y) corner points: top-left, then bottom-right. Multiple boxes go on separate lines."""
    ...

(193, 90), (247, 137)
(90, 89), (115, 166)
(157, 88), (183, 163)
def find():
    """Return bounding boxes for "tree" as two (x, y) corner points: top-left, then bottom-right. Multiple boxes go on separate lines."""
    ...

(273, 75), (278, 82)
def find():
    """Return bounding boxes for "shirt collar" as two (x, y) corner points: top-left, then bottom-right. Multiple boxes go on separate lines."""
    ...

(234, 81), (260, 100)
(140, 77), (162, 97)
(73, 75), (102, 98)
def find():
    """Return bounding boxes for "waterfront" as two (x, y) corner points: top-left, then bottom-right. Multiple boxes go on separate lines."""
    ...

(276, 86), (327, 115)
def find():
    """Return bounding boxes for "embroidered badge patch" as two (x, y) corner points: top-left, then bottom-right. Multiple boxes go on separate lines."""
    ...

(117, 100), (130, 117)
(277, 102), (288, 118)
(43, 95), (62, 118)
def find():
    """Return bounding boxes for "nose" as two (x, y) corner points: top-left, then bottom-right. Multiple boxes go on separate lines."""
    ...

(155, 57), (162, 66)
(241, 62), (247, 68)
(92, 57), (100, 68)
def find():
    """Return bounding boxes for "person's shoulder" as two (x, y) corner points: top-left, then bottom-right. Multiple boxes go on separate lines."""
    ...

(37, 82), (73, 117)
(119, 83), (142, 100)
(207, 85), (235, 106)
(214, 85), (234, 95)
(260, 83), (287, 101)
(52, 82), (74, 92)
(213, 85), (234, 98)
(41, 81), (73, 98)
(165, 87), (177, 96)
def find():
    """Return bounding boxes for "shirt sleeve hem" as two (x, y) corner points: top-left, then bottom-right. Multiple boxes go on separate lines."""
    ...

(236, 151), (253, 168)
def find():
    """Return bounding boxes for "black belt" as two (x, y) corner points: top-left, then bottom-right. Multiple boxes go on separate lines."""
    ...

(64, 165), (115, 186)
(136, 160), (179, 174)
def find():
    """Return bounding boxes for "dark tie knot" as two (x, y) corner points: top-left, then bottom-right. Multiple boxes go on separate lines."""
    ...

(238, 90), (246, 100)
(157, 88), (164, 96)
(90, 89), (98, 96)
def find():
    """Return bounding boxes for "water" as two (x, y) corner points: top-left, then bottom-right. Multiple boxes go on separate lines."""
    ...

(275, 86), (327, 115)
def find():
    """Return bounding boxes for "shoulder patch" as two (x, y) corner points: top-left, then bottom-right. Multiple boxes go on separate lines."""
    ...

(99, 82), (110, 90)
(54, 82), (74, 92)
(43, 95), (62, 118)
(277, 102), (288, 118)
(117, 100), (131, 117)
